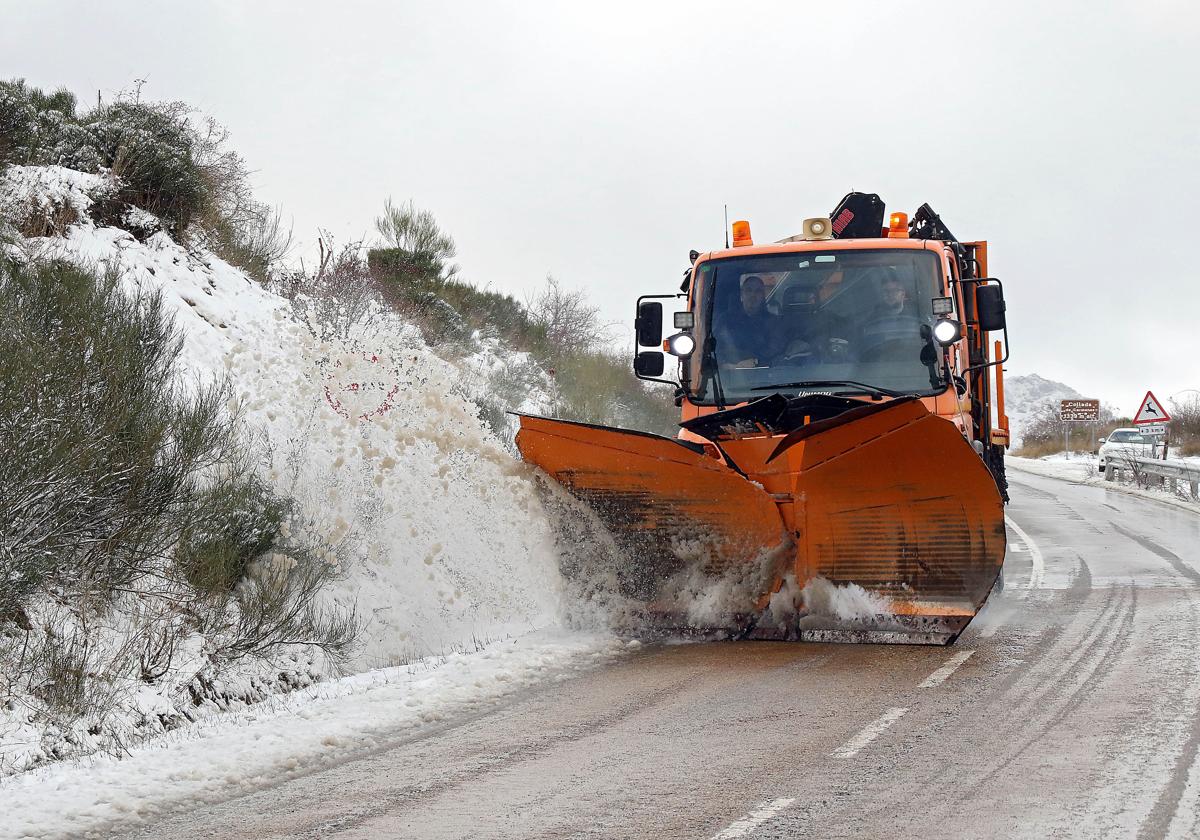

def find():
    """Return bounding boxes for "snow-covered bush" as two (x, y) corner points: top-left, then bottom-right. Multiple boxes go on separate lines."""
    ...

(0, 81), (93, 171)
(365, 209), (678, 436)
(0, 79), (289, 279)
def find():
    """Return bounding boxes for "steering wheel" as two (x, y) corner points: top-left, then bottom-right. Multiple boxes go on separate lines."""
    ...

(858, 315), (925, 362)
(775, 338), (817, 365)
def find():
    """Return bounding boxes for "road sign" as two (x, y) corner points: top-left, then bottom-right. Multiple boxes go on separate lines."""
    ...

(1133, 391), (1171, 425)
(1060, 399), (1100, 421)
(1139, 423), (1168, 437)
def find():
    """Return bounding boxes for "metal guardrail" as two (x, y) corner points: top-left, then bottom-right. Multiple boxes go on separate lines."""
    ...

(1106, 455), (1200, 500)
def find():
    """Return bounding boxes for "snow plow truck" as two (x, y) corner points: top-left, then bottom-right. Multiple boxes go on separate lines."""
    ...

(516, 193), (1011, 644)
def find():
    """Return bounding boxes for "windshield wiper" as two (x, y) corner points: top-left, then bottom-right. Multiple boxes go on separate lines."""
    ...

(750, 380), (907, 398)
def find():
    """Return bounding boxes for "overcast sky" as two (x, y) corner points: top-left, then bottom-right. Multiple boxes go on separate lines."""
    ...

(5, 1), (1198, 415)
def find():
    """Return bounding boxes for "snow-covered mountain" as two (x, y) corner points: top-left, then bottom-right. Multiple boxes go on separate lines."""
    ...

(1003, 373), (1083, 445)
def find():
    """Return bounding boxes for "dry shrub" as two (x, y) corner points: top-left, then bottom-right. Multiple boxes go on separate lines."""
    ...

(526, 274), (615, 349)
(273, 232), (381, 343)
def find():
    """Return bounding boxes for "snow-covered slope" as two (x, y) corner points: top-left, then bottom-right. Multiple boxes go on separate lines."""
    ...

(4, 165), (567, 666)
(0, 165), (605, 785)
(1003, 373), (1083, 445)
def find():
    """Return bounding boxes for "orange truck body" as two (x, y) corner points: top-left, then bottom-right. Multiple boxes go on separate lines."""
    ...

(517, 201), (1010, 644)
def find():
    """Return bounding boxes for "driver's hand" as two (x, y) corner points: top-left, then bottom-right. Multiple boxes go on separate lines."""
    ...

(734, 357), (758, 368)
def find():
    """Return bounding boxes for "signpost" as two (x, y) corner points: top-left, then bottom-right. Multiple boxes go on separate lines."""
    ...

(1060, 399), (1100, 457)
(1060, 399), (1100, 422)
(1133, 390), (1172, 459)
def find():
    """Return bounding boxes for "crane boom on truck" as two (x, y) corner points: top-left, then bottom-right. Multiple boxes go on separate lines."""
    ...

(515, 192), (1011, 645)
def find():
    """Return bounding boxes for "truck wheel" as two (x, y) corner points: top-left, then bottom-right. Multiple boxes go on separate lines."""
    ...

(987, 444), (1010, 503)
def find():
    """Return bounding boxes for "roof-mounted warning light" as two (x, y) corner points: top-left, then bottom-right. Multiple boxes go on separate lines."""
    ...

(888, 212), (909, 238)
(732, 220), (753, 247)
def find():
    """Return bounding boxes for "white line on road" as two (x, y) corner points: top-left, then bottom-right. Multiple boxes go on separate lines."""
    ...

(709, 798), (797, 840)
(830, 707), (909, 758)
(919, 650), (975, 688)
(1005, 515), (1045, 592)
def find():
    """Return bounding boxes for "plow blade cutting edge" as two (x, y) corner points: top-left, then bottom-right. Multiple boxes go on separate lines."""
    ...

(516, 398), (1006, 645)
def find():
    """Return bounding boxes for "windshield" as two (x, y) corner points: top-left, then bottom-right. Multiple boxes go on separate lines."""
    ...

(1108, 431), (1151, 444)
(689, 249), (948, 404)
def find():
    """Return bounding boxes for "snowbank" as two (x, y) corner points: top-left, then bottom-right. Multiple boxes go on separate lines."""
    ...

(1008, 455), (1200, 513)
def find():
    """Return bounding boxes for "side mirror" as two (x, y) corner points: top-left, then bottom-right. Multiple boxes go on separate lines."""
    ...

(976, 283), (1006, 331)
(638, 298), (667, 348)
(635, 301), (663, 347)
(634, 351), (665, 378)
(1098, 437), (1106, 445)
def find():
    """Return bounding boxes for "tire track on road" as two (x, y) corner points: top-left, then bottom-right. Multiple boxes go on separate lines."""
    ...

(1111, 523), (1200, 585)
(289, 677), (696, 838)
(943, 581), (1131, 808)
(968, 582), (1138, 793)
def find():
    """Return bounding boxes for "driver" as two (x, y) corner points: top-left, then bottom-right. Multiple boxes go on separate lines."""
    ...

(856, 270), (927, 362)
(871, 273), (916, 318)
(717, 275), (784, 368)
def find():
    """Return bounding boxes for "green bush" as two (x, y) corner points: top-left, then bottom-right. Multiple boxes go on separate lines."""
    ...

(0, 257), (357, 672)
(548, 349), (678, 436)
(0, 256), (231, 613)
(369, 247), (547, 350)
(175, 473), (293, 595)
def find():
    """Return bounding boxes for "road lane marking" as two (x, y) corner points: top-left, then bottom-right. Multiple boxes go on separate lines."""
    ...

(709, 798), (796, 840)
(919, 650), (974, 688)
(1005, 515), (1044, 592)
(830, 707), (908, 758)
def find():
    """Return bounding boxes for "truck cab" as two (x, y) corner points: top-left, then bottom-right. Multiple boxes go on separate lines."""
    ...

(635, 193), (1011, 498)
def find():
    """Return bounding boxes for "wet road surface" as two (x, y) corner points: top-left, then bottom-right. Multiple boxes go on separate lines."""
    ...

(122, 468), (1200, 839)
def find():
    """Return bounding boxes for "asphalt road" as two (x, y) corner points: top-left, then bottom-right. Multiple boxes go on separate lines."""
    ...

(123, 468), (1200, 839)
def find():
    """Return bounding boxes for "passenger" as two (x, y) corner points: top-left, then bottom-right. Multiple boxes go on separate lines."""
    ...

(716, 275), (784, 368)
(776, 286), (822, 364)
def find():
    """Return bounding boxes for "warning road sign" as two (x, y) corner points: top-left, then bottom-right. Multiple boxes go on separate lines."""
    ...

(1133, 391), (1171, 425)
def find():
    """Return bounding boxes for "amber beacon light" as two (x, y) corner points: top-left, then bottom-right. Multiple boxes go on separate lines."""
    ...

(731, 220), (753, 247)
(887, 211), (909, 238)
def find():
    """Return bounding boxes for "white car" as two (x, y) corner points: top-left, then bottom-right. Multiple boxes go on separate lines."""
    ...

(1097, 428), (1158, 472)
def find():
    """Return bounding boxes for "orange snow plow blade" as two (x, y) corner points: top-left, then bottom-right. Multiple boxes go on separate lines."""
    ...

(515, 415), (788, 597)
(516, 398), (1005, 645)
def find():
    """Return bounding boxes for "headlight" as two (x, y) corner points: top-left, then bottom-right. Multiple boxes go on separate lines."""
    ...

(933, 319), (961, 345)
(666, 332), (695, 357)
